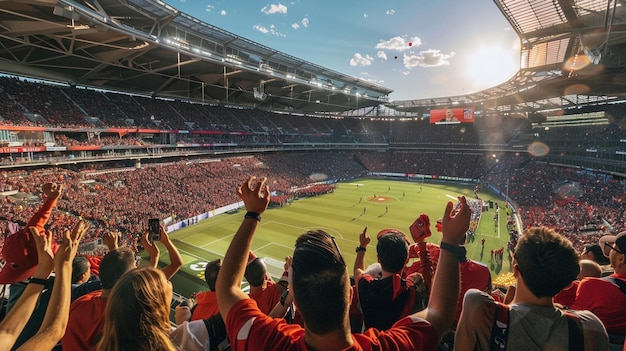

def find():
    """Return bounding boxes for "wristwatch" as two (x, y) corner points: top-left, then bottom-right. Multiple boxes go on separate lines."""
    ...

(355, 246), (367, 253)
(244, 211), (261, 222)
(440, 241), (467, 262)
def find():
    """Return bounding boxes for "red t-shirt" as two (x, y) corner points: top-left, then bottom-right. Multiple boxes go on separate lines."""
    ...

(405, 244), (491, 323)
(571, 274), (626, 334)
(62, 290), (107, 351)
(248, 280), (281, 315)
(456, 260), (491, 322)
(226, 298), (438, 351)
(553, 280), (579, 308)
(191, 291), (219, 321)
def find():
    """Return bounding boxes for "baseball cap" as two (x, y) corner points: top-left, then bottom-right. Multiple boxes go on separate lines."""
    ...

(409, 214), (432, 243)
(0, 228), (38, 284)
(599, 231), (626, 258)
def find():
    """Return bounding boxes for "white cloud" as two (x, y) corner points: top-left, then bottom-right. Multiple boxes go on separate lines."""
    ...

(375, 36), (422, 51)
(253, 25), (270, 34)
(206, 5), (214, 12)
(350, 53), (374, 67)
(377, 51), (387, 61)
(292, 17), (308, 30)
(253, 24), (286, 37)
(363, 13), (368, 19)
(386, 9), (395, 15)
(403, 50), (455, 68)
(261, 3), (288, 14)
(358, 72), (384, 85)
(220, 10), (227, 16)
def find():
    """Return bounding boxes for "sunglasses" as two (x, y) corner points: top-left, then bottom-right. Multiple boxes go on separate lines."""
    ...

(603, 241), (623, 257)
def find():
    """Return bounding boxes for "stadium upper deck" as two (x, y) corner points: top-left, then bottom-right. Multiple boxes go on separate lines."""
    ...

(2, 0), (626, 117)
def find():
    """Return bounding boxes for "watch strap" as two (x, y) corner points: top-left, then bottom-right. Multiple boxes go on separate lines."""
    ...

(440, 241), (467, 262)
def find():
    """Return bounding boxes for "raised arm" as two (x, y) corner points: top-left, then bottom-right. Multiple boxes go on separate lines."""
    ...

(25, 183), (62, 232)
(216, 176), (270, 319)
(102, 231), (119, 251)
(141, 231), (160, 269)
(19, 221), (88, 351)
(158, 226), (183, 280)
(414, 196), (470, 340)
(353, 226), (370, 278)
(0, 227), (54, 350)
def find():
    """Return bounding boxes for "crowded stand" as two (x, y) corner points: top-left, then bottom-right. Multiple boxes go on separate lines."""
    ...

(2, 76), (626, 350)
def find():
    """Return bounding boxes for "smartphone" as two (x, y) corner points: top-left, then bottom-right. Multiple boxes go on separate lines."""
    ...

(148, 218), (160, 241)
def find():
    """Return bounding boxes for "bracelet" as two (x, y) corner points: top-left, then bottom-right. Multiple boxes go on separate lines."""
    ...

(440, 241), (467, 262)
(28, 277), (48, 286)
(355, 246), (367, 253)
(244, 211), (261, 222)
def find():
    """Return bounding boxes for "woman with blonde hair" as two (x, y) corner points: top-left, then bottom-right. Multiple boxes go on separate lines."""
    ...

(96, 266), (177, 351)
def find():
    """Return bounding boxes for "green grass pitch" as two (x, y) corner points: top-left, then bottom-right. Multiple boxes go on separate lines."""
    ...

(157, 178), (514, 297)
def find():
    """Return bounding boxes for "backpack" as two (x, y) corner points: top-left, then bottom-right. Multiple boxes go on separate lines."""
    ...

(489, 302), (584, 351)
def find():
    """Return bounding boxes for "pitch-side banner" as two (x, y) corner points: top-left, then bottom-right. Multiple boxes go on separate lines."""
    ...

(430, 107), (475, 124)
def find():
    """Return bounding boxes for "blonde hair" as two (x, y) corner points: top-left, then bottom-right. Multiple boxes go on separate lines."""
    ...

(96, 267), (176, 351)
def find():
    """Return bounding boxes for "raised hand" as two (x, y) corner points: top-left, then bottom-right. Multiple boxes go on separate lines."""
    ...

(54, 220), (89, 267)
(30, 227), (54, 279)
(409, 214), (432, 243)
(441, 196), (471, 245)
(237, 176), (270, 214)
(158, 225), (170, 244)
(142, 231), (159, 255)
(359, 226), (370, 248)
(283, 256), (293, 272)
(42, 183), (63, 201)
(102, 231), (119, 251)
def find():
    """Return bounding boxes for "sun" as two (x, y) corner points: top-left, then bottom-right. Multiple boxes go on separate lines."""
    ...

(465, 44), (519, 88)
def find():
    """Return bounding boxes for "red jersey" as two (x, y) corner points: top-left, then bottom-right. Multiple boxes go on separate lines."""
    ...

(455, 260), (491, 322)
(553, 280), (579, 308)
(248, 280), (281, 315)
(406, 244), (490, 323)
(226, 298), (438, 351)
(191, 291), (219, 321)
(571, 274), (626, 334)
(62, 290), (106, 351)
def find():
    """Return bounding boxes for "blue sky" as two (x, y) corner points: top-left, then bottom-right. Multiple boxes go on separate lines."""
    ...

(166, 1), (520, 101)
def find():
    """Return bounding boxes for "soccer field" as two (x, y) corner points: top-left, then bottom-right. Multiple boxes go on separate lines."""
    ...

(159, 178), (514, 297)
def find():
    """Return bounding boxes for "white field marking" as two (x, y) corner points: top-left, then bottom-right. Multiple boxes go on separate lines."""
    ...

(254, 242), (293, 252)
(265, 257), (288, 279)
(348, 183), (365, 186)
(445, 194), (458, 200)
(263, 220), (347, 240)
(176, 243), (218, 262)
(200, 233), (234, 249)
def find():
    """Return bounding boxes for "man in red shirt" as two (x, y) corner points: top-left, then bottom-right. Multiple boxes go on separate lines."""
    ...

(62, 247), (136, 351)
(245, 254), (284, 315)
(217, 176), (471, 351)
(63, 228), (183, 350)
(572, 231), (626, 345)
(553, 259), (602, 307)
(190, 259), (222, 321)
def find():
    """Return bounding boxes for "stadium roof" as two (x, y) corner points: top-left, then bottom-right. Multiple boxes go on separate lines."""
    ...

(0, 0), (392, 113)
(389, 0), (626, 116)
(1, 0), (626, 116)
